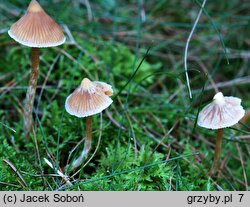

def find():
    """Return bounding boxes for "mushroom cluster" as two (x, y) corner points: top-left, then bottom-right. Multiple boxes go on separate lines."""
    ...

(6, 0), (247, 177)
(198, 92), (245, 175)
(8, 0), (115, 171)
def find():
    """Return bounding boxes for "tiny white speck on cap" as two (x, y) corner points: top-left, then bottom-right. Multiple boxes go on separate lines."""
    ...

(213, 92), (225, 105)
(80, 78), (93, 90)
(27, 0), (43, 13)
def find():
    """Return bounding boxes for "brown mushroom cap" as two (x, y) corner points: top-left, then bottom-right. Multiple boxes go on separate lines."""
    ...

(197, 92), (245, 130)
(8, 0), (65, 48)
(65, 78), (113, 118)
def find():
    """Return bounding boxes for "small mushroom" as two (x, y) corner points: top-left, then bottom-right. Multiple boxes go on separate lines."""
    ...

(8, 0), (65, 136)
(65, 78), (113, 170)
(198, 92), (245, 175)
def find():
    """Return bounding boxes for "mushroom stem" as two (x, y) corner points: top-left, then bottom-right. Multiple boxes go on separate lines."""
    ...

(72, 116), (92, 169)
(210, 128), (224, 176)
(84, 116), (92, 155)
(24, 47), (40, 137)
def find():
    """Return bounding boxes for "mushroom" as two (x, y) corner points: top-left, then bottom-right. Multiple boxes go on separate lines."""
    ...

(197, 92), (245, 175)
(8, 0), (65, 136)
(65, 78), (113, 169)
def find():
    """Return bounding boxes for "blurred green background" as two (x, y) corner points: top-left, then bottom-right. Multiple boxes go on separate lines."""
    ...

(0, 0), (249, 191)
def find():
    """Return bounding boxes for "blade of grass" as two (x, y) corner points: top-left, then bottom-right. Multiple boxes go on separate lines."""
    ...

(184, 0), (207, 99)
(112, 45), (152, 100)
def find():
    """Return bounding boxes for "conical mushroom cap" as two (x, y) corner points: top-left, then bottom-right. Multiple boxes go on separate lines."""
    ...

(65, 78), (113, 118)
(8, 0), (65, 48)
(197, 92), (245, 130)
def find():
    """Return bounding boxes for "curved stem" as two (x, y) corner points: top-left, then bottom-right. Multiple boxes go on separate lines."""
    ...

(24, 47), (40, 137)
(210, 128), (224, 176)
(72, 116), (92, 169)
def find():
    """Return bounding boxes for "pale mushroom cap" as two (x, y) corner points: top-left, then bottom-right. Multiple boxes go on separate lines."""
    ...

(197, 92), (245, 130)
(8, 0), (65, 48)
(65, 78), (113, 118)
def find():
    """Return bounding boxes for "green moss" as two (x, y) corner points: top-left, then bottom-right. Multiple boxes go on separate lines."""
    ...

(0, 0), (249, 191)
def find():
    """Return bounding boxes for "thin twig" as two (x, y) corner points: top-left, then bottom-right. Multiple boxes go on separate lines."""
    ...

(192, 56), (219, 93)
(54, 48), (93, 79)
(140, 0), (146, 22)
(83, 0), (93, 21)
(0, 181), (21, 188)
(236, 135), (250, 140)
(0, 3), (20, 16)
(225, 48), (250, 59)
(193, 75), (250, 92)
(3, 159), (29, 189)
(44, 158), (72, 186)
(0, 28), (8, 34)
(235, 143), (248, 190)
(36, 55), (60, 112)
(106, 110), (127, 130)
(63, 24), (75, 44)
(66, 139), (85, 169)
(0, 71), (30, 97)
